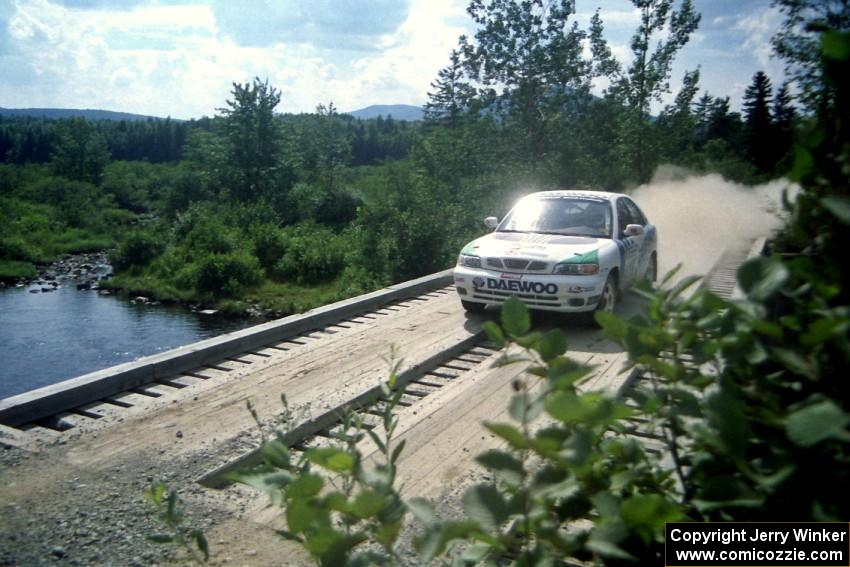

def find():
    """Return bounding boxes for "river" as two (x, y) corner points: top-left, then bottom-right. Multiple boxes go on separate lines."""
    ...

(0, 283), (252, 400)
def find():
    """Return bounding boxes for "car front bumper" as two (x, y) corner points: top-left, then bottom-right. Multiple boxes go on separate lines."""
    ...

(452, 266), (607, 313)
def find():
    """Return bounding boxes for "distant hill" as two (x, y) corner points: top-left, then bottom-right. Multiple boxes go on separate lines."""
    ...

(346, 104), (424, 121)
(0, 107), (168, 121)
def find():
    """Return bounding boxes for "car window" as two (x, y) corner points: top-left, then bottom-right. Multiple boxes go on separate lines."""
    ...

(616, 199), (636, 231)
(623, 198), (647, 225)
(499, 197), (612, 238)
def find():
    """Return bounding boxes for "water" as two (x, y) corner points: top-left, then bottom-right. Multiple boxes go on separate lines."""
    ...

(0, 284), (252, 400)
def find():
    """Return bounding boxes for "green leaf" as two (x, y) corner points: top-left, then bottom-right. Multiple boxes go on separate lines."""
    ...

(802, 317), (846, 346)
(462, 484), (509, 531)
(620, 494), (682, 531)
(483, 422), (528, 449)
(227, 469), (290, 504)
(374, 519), (404, 549)
(305, 447), (355, 473)
(147, 534), (174, 544)
(596, 310), (628, 340)
(501, 297), (530, 337)
(287, 472), (324, 499)
(587, 536), (636, 561)
(286, 498), (323, 534)
(407, 497), (439, 528)
(349, 490), (387, 519)
(481, 321), (505, 346)
(538, 329), (567, 362)
(415, 520), (483, 562)
(509, 392), (543, 422)
(391, 439), (406, 464)
(705, 382), (751, 459)
(771, 347), (817, 380)
(143, 481), (167, 506)
(461, 543), (493, 563)
(365, 427), (387, 454)
(190, 529), (210, 561)
(475, 449), (524, 487)
(822, 196), (850, 224)
(737, 257), (788, 301)
(545, 391), (622, 425)
(260, 439), (290, 469)
(786, 400), (850, 447)
(514, 330), (542, 349)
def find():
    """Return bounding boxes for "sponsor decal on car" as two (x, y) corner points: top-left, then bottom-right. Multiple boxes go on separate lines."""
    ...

(477, 278), (558, 294)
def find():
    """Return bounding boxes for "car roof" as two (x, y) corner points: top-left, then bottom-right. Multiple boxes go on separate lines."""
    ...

(522, 190), (624, 202)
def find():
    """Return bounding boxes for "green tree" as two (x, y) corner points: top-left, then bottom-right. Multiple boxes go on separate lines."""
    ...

(742, 71), (775, 172)
(219, 77), (285, 202)
(772, 0), (850, 111)
(459, 0), (596, 162)
(605, 0), (701, 181)
(772, 81), (797, 170)
(50, 118), (110, 184)
(657, 68), (701, 161)
(424, 49), (477, 128)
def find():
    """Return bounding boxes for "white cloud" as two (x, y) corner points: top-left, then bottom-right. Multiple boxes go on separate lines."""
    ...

(0, 0), (472, 118)
(735, 5), (783, 68)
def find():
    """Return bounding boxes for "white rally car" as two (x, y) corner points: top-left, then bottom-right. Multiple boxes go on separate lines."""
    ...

(454, 190), (657, 316)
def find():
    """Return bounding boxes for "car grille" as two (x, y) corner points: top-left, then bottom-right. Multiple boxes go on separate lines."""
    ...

(485, 258), (548, 272)
(472, 288), (559, 307)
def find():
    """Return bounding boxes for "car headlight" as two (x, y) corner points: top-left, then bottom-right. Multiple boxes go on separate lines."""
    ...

(553, 263), (599, 275)
(457, 254), (482, 268)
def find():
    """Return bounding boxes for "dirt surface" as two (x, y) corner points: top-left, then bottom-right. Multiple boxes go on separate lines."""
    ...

(0, 289), (637, 566)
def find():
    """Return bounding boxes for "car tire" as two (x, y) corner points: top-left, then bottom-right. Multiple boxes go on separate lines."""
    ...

(592, 274), (617, 324)
(461, 299), (487, 313)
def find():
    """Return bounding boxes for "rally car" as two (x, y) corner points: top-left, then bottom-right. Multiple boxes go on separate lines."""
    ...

(453, 190), (657, 316)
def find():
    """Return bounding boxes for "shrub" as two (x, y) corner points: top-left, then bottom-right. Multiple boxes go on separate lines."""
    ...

(249, 223), (287, 272)
(194, 252), (263, 298)
(272, 222), (346, 284)
(111, 230), (166, 271)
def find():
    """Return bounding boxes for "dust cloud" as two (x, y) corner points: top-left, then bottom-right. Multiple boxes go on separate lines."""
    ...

(631, 165), (796, 279)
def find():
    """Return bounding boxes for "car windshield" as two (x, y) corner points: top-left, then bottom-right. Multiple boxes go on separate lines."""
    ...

(498, 197), (612, 238)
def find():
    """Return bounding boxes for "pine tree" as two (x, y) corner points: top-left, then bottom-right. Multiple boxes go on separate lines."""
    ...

(742, 71), (775, 172)
(424, 50), (476, 128)
(772, 81), (797, 168)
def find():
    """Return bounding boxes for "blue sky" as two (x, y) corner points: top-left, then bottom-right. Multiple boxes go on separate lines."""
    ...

(0, 0), (786, 119)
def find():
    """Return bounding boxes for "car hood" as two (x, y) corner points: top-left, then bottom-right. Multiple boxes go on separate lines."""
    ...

(462, 232), (607, 264)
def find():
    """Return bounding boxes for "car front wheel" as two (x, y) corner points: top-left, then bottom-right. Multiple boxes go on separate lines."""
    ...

(594, 274), (617, 319)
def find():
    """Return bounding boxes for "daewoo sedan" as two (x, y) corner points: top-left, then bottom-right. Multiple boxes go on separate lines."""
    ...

(453, 190), (657, 317)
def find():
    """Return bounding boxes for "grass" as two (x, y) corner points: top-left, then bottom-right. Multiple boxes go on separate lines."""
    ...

(101, 274), (195, 303)
(237, 279), (363, 316)
(0, 260), (37, 282)
(104, 273), (373, 317)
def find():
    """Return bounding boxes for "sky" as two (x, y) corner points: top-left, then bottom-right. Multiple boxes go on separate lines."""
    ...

(0, 0), (787, 120)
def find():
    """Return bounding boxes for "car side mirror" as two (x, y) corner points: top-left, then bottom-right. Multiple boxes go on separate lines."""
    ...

(484, 216), (499, 229)
(624, 224), (644, 237)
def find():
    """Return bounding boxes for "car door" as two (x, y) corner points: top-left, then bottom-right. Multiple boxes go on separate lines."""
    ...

(616, 197), (646, 286)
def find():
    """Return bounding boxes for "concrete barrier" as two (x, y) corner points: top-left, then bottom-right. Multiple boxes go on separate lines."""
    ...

(0, 269), (455, 427)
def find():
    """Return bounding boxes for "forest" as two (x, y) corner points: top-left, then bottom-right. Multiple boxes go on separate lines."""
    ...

(0, 0), (802, 317)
